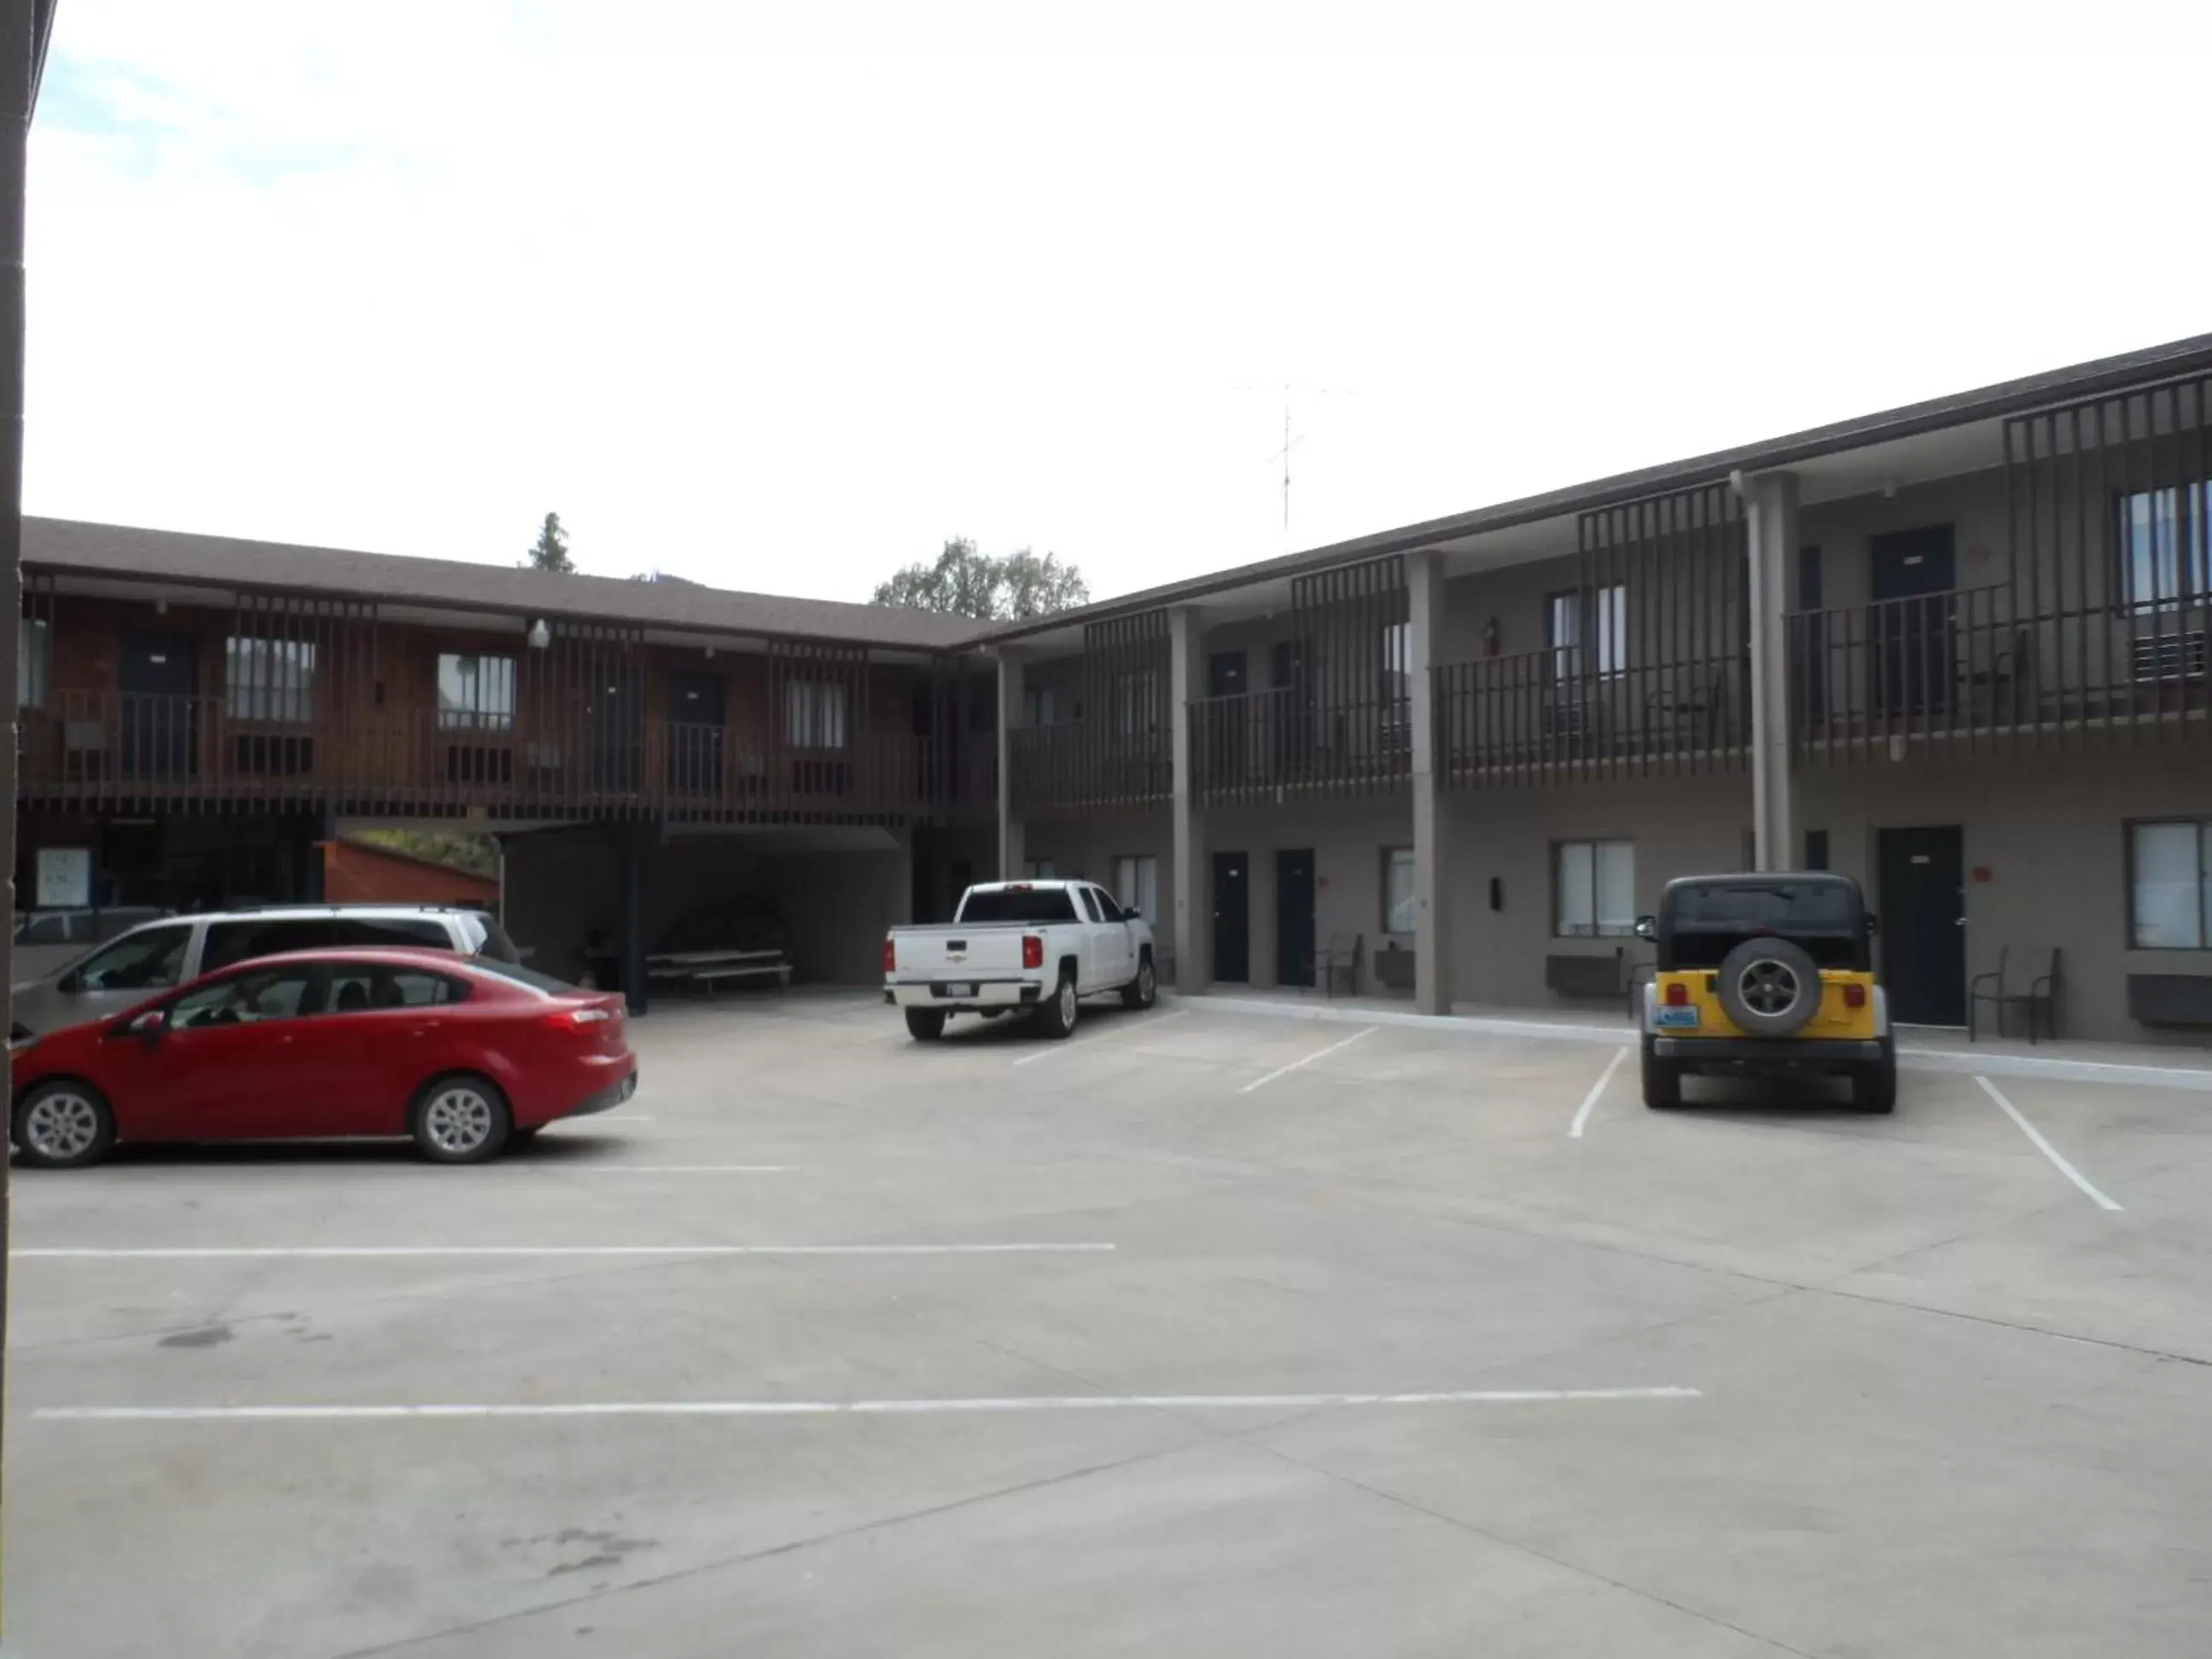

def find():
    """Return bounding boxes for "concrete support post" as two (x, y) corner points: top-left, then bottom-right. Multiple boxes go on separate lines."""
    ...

(1168, 605), (1206, 992)
(622, 820), (653, 1017)
(995, 652), (1025, 880)
(1249, 852), (1278, 990)
(1743, 471), (1800, 872)
(1407, 549), (1450, 1016)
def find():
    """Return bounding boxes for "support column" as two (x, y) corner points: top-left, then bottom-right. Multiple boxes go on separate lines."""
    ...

(1407, 549), (1450, 1016)
(995, 651), (1025, 880)
(622, 819), (653, 1016)
(1743, 471), (1800, 872)
(1249, 850), (1278, 990)
(1168, 605), (1206, 992)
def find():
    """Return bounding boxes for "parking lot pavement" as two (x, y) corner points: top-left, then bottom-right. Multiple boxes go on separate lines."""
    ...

(9, 992), (2212, 1657)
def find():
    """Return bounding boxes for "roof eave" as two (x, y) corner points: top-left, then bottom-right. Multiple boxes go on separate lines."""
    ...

(980, 328), (2212, 644)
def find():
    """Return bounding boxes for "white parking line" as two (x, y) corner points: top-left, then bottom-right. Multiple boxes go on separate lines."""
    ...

(553, 1166), (799, 1174)
(13, 1243), (1116, 1260)
(1974, 1074), (2124, 1211)
(36, 1385), (1703, 1423)
(1012, 1010), (1190, 1065)
(1238, 1025), (1378, 1094)
(1568, 1046), (1629, 1138)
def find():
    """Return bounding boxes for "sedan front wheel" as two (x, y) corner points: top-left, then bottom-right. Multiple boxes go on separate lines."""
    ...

(13, 1080), (118, 1169)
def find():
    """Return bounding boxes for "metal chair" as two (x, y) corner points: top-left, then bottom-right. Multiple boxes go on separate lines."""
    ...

(1968, 946), (2060, 1043)
(1315, 932), (1363, 998)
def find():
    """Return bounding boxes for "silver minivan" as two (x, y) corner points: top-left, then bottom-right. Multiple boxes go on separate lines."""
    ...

(9, 905), (521, 1043)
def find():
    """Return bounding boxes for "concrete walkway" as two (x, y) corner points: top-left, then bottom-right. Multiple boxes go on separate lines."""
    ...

(1179, 985), (2212, 1092)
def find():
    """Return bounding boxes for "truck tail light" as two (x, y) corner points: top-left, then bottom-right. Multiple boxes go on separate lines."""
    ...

(1663, 981), (1690, 1007)
(1022, 934), (1045, 970)
(1842, 982), (1867, 1010)
(883, 937), (897, 974)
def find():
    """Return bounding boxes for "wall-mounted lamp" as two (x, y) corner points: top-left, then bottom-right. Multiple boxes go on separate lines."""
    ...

(1481, 617), (1499, 658)
(527, 618), (551, 649)
(154, 597), (168, 616)
(704, 645), (716, 661)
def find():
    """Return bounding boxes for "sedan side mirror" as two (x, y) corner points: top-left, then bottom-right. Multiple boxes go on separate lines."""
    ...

(1633, 915), (1656, 941)
(57, 969), (83, 995)
(124, 1008), (168, 1044)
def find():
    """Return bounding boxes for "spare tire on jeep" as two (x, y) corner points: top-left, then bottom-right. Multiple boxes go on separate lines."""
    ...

(1715, 937), (1821, 1037)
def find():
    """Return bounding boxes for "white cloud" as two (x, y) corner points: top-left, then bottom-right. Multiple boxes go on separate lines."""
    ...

(27, 1), (2212, 603)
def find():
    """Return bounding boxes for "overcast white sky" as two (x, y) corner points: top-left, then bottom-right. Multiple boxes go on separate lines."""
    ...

(27, 1), (2212, 604)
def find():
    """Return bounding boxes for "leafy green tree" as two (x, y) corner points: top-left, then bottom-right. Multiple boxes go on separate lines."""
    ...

(871, 538), (1089, 620)
(524, 512), (574, 573)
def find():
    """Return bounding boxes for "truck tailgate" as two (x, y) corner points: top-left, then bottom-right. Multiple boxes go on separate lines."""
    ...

(888, 926), (1029, 978)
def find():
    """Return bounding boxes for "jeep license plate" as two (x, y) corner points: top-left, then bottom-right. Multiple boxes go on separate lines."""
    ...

(943, 982), (974, 998)
(1656, 1006), (1701, 1029)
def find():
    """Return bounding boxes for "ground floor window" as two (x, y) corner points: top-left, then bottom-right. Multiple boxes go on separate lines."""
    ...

(1382, 847), (1416, 934)
(2131, 820), (2212, 949)
(1023, 859), (1058, 880)
(1555, 840), (1635, 937)
(1113, 854), (1157, 923)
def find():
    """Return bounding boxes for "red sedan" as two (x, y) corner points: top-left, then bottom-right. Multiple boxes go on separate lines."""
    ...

(9, 948), (638, 1169)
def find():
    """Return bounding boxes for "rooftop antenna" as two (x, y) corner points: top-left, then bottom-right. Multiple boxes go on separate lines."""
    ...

(1241, 381), (1354, 555)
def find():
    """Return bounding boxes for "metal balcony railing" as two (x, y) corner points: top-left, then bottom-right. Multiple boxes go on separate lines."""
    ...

(18, 691), (994, 823)
(1190, 686), (1412, 805)
(1007, 724), (1169, 815)
(1790, 589), (2211, 760)
(1435, 645), (1749, 786)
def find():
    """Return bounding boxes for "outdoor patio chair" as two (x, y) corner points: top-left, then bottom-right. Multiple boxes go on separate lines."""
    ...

(1968, 946), (2060, 1043)
(1316, 932), (1363, 998)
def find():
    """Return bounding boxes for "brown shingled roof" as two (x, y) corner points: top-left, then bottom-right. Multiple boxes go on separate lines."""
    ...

(23, 518), (995, 652)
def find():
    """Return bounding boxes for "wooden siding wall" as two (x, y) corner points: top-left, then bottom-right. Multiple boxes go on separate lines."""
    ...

(16, 587), (987, 825)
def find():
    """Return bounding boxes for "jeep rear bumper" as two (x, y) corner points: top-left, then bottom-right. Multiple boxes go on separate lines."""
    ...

(1652, 1036), (1884, 1064)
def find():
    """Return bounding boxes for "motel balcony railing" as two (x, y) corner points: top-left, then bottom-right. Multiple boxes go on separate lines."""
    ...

(16, 692), (997, 824)
(1007, 723), (1171, 816)
(1189, 686), (1412, 806)
(1435, 646), (1751, 787)
(1788, 588), (2211, 760)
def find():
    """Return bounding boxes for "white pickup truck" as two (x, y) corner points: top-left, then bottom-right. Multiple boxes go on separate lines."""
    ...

(883, 879), (1158, 1041)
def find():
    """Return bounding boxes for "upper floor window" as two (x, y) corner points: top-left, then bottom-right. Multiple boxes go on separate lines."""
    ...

(2118, 482), (2211, 613)
(2131, 820), (2211, 949)
(787, 679), (848, 749)
(1112, 671), (1158, 736)
(18, 615), (48, 708)
(1381, 622), (1411, 706)
(438, 653), (517, 731)
(224, 637), (317, 725)
(1546, 586), (1626, 682)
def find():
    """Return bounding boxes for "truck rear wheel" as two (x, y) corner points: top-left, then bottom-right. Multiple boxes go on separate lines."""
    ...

(904, 1008), (947, 1042)
(1033, 969), (1079, 1039)
(1641, 1036), (1683, 1109)
(1852, 1037), (1897, 1114)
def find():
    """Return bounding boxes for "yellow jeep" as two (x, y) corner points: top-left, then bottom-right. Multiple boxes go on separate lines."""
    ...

(1636, 873), (1895, 1114)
